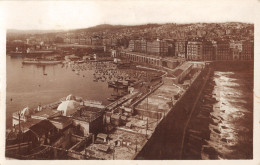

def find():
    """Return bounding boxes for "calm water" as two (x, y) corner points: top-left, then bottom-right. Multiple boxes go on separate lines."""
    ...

(202, 69), (253, 159)
(6, 56), (115, 128)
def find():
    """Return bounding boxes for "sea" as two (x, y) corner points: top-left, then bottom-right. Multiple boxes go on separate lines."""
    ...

(199, 62), (253, 159)
(204, 69), (253, 159)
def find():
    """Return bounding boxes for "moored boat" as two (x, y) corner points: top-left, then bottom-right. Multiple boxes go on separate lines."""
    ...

(107, 97), (117, 102)
(22, 59), (62, 65)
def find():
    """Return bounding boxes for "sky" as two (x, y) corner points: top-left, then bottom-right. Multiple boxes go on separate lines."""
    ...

(0, 0), (257, 30)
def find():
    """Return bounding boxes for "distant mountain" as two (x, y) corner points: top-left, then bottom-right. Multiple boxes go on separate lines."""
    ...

(7, 22), (253, 35)
(71, 23), (161, 33)
(7, 29), (64, 34)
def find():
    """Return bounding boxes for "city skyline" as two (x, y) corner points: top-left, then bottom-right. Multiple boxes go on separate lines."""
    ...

(0, 0), (257, 30)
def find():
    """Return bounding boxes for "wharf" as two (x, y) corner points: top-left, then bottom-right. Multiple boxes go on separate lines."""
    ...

(91, 62), (208, 160)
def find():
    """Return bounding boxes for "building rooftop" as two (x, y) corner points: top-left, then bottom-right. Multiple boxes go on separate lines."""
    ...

(29, 120), (56, 137)
(72, 106), (104, 122)
(135, 84), (179, 113)
(31, 109), (61, 120)
(84, 129), (147, 160)
(14, 118), (41, 133)
(173, 69), (184, 77)
(48, 116), (73, 130)
(48, 116), (71, 123)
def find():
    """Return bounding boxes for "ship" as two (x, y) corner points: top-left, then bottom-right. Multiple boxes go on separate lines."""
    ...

(8, 51), (24, 57)
(9, 50), (55, 57)
(22, 58), (62, 65)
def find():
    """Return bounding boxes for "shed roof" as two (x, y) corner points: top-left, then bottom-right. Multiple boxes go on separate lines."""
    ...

(97, 133), (108, 139)
(96, 144), (109, 152)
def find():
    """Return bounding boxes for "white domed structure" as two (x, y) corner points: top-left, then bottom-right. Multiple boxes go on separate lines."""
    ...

(57, 100), (80, 116)
(66, 94), (76, 101)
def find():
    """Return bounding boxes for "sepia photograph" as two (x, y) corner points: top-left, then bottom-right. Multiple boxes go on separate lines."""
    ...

(0, 0), (259, 163)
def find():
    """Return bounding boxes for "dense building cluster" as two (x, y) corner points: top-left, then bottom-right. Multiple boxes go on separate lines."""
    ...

(7, 22), (254, 61)
(125, 38), (254, 61)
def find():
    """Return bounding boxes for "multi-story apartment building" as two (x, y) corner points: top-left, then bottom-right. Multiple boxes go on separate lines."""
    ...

(229, 40), (243, 60)
(129, 40), (141, 52)
(186, 41), (203, 60)
(168, 43), (175, 57)
(70, 38), (79, 44)
(91, 38), (102, 45)
(85, 38), (92, 45)
(175, 40), (187, 58)
(216, 41), (232, 60)
(79, 38), (86, 45)
(134, 40), (142, 52)
(202, 41), (215, 60)
(231, 47), (240, 60)
(140, 40), (147, 53)
(241, 40), (254, 60)
(102, 38), (111, 45)
(147, 40), (168, 56)
(129, 40), (135, 51)
(64, 38), (70, 44)
(230, 40), (243, 52)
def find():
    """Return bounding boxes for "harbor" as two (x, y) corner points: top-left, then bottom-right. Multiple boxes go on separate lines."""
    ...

(5, 49), (254, 160)
(6, 52), (211, 159)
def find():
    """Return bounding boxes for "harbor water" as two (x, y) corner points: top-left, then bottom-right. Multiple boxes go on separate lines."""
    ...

(6, 56), (115, 128)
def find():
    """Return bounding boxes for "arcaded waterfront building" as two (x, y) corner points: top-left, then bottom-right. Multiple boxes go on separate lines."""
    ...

(186, 41), (203, 60)
(129, 39), (168, 57)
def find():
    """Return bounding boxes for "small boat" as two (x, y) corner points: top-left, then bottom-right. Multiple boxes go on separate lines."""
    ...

(76, 60), (85, 63)
(107, 97), (116, 102)
(108, 81), (117, 88)
(111, 93), (118, 96)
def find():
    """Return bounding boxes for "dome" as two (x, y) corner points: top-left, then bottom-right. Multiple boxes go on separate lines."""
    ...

(57, 100), (80, 116)
(66, 94), (76, 101)
(20, 107), (30, 117)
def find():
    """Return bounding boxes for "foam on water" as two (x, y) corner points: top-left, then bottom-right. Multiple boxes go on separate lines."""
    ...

(201, 71), (253, 159)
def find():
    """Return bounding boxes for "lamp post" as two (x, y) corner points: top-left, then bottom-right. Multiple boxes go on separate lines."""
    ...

(17, 110), (21, 154)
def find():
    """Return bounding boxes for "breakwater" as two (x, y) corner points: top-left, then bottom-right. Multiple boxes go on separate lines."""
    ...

(134, 65), (211, 159)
